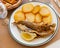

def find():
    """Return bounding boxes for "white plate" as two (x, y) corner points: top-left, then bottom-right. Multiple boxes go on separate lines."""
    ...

(9, 2), (58, 46)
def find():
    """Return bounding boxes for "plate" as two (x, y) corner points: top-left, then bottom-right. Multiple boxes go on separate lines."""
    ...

(9, 2), (58, 46)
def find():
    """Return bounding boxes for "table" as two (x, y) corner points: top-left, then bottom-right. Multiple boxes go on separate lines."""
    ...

(0, 0), (60, 48)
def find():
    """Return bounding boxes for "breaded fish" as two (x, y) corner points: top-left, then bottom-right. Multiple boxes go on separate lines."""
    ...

(14, 21), (56, 37)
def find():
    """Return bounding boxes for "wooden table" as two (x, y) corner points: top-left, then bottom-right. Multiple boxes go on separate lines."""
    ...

(0, 0), (60, 48)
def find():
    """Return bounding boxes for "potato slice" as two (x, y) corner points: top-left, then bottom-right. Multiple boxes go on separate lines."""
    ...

(14, 11), (25, 22)
(32, 5), (40, 14)
(21, 32), (37, 41)
(22, 4), (34, 13)
(35, 13), (42, 23)
(43, 14), (52, 24)
(39, 6), (50, 16)
(25, 13), (35, 22)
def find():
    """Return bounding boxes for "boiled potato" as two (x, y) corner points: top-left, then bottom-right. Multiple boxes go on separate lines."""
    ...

(22, 4), (34, 13)
(43, 14), (52, 24)
(32, 5), (40, 14)
(14, 11), (25, 22)
(39, 6), (50, 16)
(35, 13), (42, 23)
(25, 13), (35, 22)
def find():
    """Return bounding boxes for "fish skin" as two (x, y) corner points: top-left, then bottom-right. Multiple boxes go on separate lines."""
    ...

(14, 21), (55, 37)
(17, 21), (38, 31)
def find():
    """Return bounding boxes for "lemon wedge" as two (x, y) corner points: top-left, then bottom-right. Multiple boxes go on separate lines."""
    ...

(21, 32), (37, 41)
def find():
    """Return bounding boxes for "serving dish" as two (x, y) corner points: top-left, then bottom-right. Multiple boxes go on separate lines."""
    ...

(9, 2), (58, 46)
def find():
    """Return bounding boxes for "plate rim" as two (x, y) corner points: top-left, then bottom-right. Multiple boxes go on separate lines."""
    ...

(9, 2), (59, 46)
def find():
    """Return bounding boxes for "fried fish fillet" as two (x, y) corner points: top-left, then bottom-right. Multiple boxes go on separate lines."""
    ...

(14, 21), (56, 37)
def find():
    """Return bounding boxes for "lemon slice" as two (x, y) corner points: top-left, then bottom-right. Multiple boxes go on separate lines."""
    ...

(21, 32), (37, 41)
